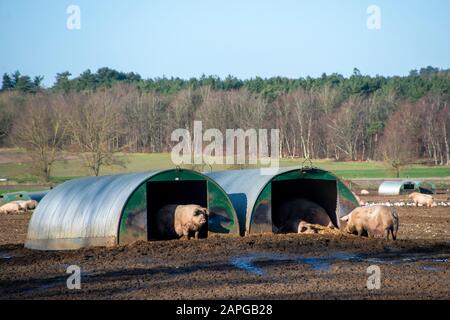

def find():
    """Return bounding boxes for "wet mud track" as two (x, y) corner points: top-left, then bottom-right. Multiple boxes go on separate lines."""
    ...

(0, 204), (449, 299)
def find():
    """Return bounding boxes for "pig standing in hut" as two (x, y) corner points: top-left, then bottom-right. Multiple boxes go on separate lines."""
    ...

(276, 198), (334, 233)
(156, 204), (208, 240)
(340, 205), (399, 240)
(408, 192), (434, 207)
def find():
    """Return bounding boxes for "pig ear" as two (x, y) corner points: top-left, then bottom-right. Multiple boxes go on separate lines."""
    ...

(340, 214), (350, 222)
(203, 208), (209, 215)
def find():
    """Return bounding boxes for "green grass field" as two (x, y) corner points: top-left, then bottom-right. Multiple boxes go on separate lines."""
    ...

(1, 151), (449, 188)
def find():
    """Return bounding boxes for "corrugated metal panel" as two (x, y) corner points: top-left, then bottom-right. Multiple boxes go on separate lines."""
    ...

(26, 171), (162, 250)
(206, 168), (280, 235)
(378, 181), (404, 195)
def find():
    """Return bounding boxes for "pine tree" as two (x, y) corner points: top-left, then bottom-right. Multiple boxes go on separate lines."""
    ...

(1, 73), (14, 91)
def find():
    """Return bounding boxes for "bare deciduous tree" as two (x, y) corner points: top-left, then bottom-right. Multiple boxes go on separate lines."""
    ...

(327, 97), (366, 161)
(12, 94), (66, 182)
(66, 91), (123, 176)
(440, 102), (450, 165)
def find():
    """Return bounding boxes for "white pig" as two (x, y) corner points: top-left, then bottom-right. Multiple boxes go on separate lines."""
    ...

(408, 192), (434, 208)
(156, 204), (208, 240)
(0, 202), (21, 214)
(340, 205), (399, 240)
(11, 200), (28, 211)
(10, 200), (38, 211)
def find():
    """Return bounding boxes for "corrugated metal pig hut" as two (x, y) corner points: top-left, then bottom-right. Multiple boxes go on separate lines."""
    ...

(207, 167), (359, 236)
(378, 180), (436, 196)
(0, 190), (49, 204)
(25, 169), (239, 250)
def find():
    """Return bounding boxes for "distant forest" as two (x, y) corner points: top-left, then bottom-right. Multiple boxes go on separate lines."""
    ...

(0, 66), (449, 179)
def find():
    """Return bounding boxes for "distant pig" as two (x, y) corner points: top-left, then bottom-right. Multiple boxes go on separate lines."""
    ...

(156, 204), (208, 240)
(360, 189), (370, 195)
(408, 192), (434, 207)
(340, 205), (399, 240)
(0, 202), (21, 215)
(277, 198), (334, 233)
(10, 200), (38, 211)
(10, 200), (28, 211)
(25, 200), (38, 210)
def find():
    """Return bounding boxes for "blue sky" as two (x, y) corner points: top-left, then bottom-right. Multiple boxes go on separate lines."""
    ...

(0, 0), (449, 87)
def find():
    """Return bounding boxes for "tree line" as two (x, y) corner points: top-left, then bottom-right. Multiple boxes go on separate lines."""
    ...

(0, 66), (449, 180)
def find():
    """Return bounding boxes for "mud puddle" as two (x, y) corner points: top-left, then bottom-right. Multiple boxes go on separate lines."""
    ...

(0, 250), (23, 260)
(230, 251), (449, 276)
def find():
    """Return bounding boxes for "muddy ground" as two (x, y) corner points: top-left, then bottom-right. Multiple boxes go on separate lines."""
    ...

(0, 194), (449, 300)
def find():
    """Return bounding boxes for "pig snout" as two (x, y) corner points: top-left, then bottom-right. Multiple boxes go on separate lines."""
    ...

(340, 214), (352, 233)
(193, 213), (207, 226)
(193, 208), (208, 226)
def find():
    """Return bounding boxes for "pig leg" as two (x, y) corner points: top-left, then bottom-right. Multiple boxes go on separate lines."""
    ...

(367, 227), (380, 238)
(392, 229), (397, 240)
(389, 227), (397, 240)
(180, 225), (190, 240)
(194, 231), (200, 239)
(356, 226), (364, 237)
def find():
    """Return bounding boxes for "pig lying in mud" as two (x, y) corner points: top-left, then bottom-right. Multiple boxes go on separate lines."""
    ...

(340, 205), (399, 240)
(156, 204), (208, 240)
(408, 192), (434, 207)
(11, 200), (38, 211)
(0, 199), (38, 214)
(0, 202), (21, 214)
(277, 198), (334, 233)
